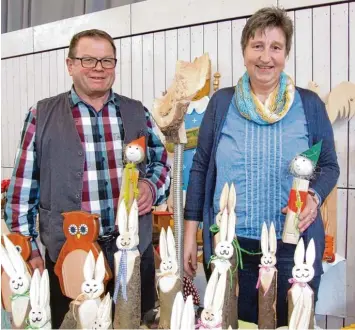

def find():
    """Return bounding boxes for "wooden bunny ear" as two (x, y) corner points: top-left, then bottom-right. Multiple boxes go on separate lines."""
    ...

(171, 292), (184, 330)
(159, 228), (168, 261)
(94, 252), (105, 283)
(294, 238), (305, 265)
(227, 211), (236, 243)
(99, 292), (112, 321)
(39, 269), (50, 309)
(30, 268), (41, 308)
(166, 226), (177, 260)
(128, 199), (139, 236)
(116, 200), (128, 233)
(3, 234), (25, 275)
(212, 271), (227, 311)
(219, 208), (228, 242)
(306, 239), (316, 267)
(204, 268), (219, 308)
(227, 183), (236, 214)
(261, 222), (268, 256)
(268, 222), (277, 254)
(83, 250), (95, 281)
(181, 295), (195, 330)
(219, 183), (230, 212)
(0, 244), (16, 278)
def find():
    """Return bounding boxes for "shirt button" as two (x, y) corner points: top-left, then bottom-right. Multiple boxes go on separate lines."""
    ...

(77, 172), (82, 177)
(105, 181), (108, 185)
(78, 151), (83, 156)
(75, 194), (80, 199)
(102, 157), (105, 162)
(99, 134), (103, 139)
(107, 206), (111, 211)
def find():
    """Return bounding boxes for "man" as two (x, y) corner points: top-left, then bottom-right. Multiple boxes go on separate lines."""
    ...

(5, 29), (170, 328)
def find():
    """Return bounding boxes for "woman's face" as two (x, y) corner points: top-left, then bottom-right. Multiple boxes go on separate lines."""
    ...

(243, 27), (287, 88)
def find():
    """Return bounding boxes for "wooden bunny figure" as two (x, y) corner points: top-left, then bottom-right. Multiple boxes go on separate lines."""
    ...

(211, 183), (238, 329)
(170, 292), (195, 330)
(157, 226), (182, 329)
(257, 222), (277, 329)
(91, 292), (112, 330)
(0, 234), (31, 329)
(288, 238), (316, 330)
(113, 199), (141, 329)
(196, 268), (227, 330)
(28, 269), (51, 329)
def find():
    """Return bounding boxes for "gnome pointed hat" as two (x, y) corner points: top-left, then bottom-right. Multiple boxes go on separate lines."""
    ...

(127, 136), (146, 151)
(300, 140), (323, 166)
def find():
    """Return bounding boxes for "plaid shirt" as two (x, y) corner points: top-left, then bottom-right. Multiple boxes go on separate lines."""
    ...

(5, 89), (170, 255)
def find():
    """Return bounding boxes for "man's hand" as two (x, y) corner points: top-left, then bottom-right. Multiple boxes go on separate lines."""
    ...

(137, 180), (154, 216)
(281, 193), (319, 233)
(29, 256), (45, 274)
(184, 221), (199, 278)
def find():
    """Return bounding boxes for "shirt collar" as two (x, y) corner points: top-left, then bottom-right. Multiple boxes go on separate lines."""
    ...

(69, 86), (119, 108)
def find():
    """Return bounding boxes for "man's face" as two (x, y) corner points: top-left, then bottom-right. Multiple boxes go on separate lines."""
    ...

(66, 37), (116, 97)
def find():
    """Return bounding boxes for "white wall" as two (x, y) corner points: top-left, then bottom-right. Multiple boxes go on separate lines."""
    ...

(1, 0), (354, 327)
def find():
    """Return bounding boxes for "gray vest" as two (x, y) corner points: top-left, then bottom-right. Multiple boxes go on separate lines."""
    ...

(36, 92), (152, 262)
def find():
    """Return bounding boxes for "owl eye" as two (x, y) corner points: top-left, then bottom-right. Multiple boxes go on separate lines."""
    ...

(68, 224), (78, 235)
(15, 245), (22, 253)
(79, 224), (89, 235)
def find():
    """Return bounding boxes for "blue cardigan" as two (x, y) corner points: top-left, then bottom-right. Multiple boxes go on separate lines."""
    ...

(184, 86), (340, 276)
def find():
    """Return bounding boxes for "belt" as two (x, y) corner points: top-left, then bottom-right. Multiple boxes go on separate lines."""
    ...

(97, 231), (119, 243)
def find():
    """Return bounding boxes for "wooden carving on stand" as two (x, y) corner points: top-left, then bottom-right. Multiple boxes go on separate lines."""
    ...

(287, 238), (316, 330)
(54, 211), (112, 299)
(308, 80), (355, 262)
(0, 234), (32, 328)
(1, 232), (32, 313)
(211, 183), (238, 329)
(257, 222), (277, 329)
(152, 53), (211, 144)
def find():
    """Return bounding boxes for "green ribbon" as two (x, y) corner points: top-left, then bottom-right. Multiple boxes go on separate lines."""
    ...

(25, 318), (50, 330)
(10, 290), (29, 301)
(209, 224), (262, 271)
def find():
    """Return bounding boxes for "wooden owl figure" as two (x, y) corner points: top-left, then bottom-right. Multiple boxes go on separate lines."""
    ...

(54, 211), (113, 299)
(1, 232), (32, 312)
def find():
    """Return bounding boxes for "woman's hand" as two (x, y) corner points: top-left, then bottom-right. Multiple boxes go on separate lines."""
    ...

(183, 221), (199, 278)
(281, 193), (319, 233)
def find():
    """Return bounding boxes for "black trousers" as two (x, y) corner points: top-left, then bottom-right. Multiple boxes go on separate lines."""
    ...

(203, 237), (321, 327)
(46, 239), (155, 329)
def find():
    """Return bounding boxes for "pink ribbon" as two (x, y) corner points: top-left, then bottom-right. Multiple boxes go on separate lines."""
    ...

(288, 278), (308, 288)
(195, 319), (222, 329)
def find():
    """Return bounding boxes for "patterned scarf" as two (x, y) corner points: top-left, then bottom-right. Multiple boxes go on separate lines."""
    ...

(113, 247), (138, 303)
(235, 71), (295, 125)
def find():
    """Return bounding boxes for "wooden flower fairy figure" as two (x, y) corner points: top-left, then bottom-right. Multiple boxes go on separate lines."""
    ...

(282, 141), (322, 244)
(119, 136), (146, 212)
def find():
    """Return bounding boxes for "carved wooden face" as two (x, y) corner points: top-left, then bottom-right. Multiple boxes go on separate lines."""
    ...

(62, 211), (99, 243)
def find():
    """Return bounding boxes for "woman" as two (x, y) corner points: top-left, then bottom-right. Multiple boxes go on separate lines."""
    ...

(183, 7), (339, 326)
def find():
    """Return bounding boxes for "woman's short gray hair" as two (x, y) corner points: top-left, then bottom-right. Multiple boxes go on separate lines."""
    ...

(241, 7), (293, 56)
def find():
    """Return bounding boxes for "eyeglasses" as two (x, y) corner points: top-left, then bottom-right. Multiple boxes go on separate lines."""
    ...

(71, 57), (117, 69)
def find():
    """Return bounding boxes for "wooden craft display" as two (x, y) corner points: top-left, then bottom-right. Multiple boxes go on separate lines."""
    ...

(54, 211), (112, 299)
(1, 232), (32, 313)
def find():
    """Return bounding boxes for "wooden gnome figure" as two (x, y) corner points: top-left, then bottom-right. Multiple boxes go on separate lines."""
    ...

(282, 141), (322, 244)
(119, 136), (146, 213)
(257, 222), (277, 329)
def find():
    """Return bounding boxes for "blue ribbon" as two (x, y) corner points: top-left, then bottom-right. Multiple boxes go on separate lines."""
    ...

(113, 247), (138, 303)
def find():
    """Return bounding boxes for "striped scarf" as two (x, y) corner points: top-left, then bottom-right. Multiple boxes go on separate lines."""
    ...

(235, 71), (295, 125)
(113, 247), (138, 303)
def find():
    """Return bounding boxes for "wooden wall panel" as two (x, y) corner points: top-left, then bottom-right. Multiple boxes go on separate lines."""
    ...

(142, 34), (154, 110)
(217, 21), (233, 89)
(203, 23), (218, 95)
(284, 11), (295, 80)
(232, 19), (246, 86)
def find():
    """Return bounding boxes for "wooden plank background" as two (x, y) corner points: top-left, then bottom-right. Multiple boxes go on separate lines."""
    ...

(1, 2), (354, 328)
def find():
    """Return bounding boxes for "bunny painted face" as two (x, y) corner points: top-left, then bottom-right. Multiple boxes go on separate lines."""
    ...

(0, 235), (31, 295)
(116, 200), (139, 250)
(215, 205), (236, 260)
(291, 238), (315, 283)
(215, 242), (233, 260)
(29, 269), (51, 328)
(290, 156), (314, 178)
(81, 251), (105, 299)
(201, 308), (223, 327)
(260, 222), (277, 267)
(159, 227), (178, 275)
